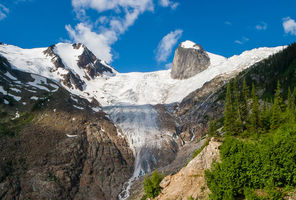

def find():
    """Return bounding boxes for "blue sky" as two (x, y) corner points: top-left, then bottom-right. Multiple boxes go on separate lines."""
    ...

(0, 0), (296, 72)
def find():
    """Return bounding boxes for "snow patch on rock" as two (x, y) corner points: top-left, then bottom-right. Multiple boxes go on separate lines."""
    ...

(54, 43), (85, 79)
(0, 86), (7, 94)
(4, 71), (17, 80)
(8, 93), (21, 101)
(181, 40), (201, 50)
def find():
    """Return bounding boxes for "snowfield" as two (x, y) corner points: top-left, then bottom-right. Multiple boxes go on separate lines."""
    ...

(0, 42), (284, 107)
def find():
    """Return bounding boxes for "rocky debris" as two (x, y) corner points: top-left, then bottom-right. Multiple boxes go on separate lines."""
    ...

(155, 138), (221, 200)
(171, 41), (210, 80)
(61, 71), (85, 91)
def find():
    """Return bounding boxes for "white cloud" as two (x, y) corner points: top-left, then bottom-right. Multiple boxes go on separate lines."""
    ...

(0, 4), (9, 21)
(234, 40), (243, 45)
(224, 21), (232, 26)
(256, 22), (267, 30)
(67, 0), (156, 63)
(66, 23), (117, 63)
(67, 0), (180, 63)
(159, 0), (179, 9)
(283, 17), (296, 36)
(234, 37), (249, 45)
(72, 0), (154, 13)
(155, 29), (183, 63)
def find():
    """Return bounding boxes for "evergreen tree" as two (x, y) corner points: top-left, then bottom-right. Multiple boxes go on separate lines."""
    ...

(287, 87), (292, 110)
(143, 176), (153, 198)
(241, 79), (249, 127)
(208, 119), (217, 136)
(143, 170), (164, 198)
(271, 81), (282, 129)
(286, 87), (295, 122)
(261, 100), (271, 131)
(224, 82), (234, 135)
(293, 87), (296, 108)
(250, 83), (260, 135)
(232, 79), (242, 134)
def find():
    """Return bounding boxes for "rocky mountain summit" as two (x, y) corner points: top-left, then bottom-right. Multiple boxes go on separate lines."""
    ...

(171, 41), (211, 79)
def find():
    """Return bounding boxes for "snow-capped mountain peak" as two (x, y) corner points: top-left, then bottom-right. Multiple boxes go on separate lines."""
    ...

(0, 42), (285, 106)
(181, 40), (201, 50)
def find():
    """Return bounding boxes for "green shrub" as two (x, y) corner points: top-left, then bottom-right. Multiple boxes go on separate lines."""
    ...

(192, 137), (210, 159)
(0, 122), (15, 137)
(244, 188), (267, 200)
(0, 112), (34, 137)
(143, 170), (164, 198)
(205, 124), (296, 200)
(31, 94), (52, 111)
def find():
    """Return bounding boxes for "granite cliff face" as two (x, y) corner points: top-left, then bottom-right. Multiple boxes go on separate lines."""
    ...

(171, 41), (211, 80)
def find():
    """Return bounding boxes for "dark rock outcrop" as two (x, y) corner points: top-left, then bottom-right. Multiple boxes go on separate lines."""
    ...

(61, 71), (85, 91)
(43, 45), (66, 70)
(43, 43), (114, 91)
(171, 41), (210, 80)
(44, 45), (86, 91)
(76, 44), (114, 78)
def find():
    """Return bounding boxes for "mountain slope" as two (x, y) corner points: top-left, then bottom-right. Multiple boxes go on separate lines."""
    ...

(158, 43), (296, 200)
(0, 55), (134, 200)
(156, 139), (221, 200)
(0, 41), (285, 200)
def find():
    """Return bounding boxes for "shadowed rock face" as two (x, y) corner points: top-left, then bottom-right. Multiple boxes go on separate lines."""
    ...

(76, 45), (114, 78)
(171, 42), (210, 80)
(43, 43), (114, 91)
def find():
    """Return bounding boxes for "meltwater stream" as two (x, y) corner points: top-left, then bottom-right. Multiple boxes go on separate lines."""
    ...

(103, 104), (174, 200)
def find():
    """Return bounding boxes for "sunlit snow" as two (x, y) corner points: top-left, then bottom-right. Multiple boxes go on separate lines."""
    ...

(181, 40), (201, 50)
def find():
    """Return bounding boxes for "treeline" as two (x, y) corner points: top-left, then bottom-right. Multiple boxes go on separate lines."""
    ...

(205, 81), (296, 200)
(239, 43), (296, 99)
(221, 79), (296, 137)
